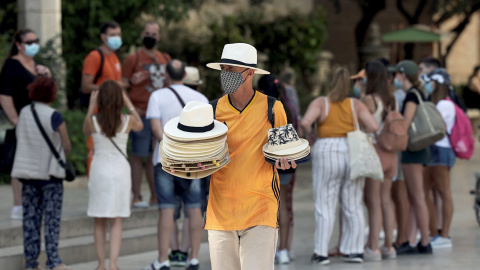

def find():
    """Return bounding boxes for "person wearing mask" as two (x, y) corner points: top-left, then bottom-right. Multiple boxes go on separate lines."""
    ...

(422, 69), (456, 249)
(82, 21), (127, 178)
(144, 60), (207, 270)
(258, 74), (298, 265)
(301, 67), (378, 265)
(392, 60), (433, 255)
(0, 28), (51, 220)
(11, 77), (71, 270)
(418, 57), (441, 77)
(362, 60), (398, 261)
(350, 69), (366, 99)
(83, 81), (143, 270)
(122, 21), (172, 208)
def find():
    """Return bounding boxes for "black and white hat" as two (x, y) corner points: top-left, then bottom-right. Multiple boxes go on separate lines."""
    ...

(206, 43), (270, 74)
(421, 68), (451, 86)
(262, 124), (310, 158)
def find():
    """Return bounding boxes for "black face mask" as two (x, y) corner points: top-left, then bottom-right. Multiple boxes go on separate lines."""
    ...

(142, 36), (157, 49)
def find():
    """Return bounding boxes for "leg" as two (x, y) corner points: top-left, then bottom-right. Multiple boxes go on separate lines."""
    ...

(392, 180), (409, 245)
(170, 221), (179, 251)
(208, 230), (240, 270)
(180, 218), (190, 253)
(381, 178), (395, 248)
(286, 174), (295, 252)
(339, 177), (366, 255)
(278, 184), (290, 251)
(94, 218), (107, 270)
(43, 182), (64, 269)
(22, 182), (43, 269)
(109, 217), (123, 270)
(182, 178), (203, 261)
(130, 155), (144, 204)
(423, 167), (437, 237)
(403, 164), (430, 246)
(12, 177), (22, 206)
(431, 166), (453, 237)
(239, 226), (277, 270)
(158, 209), (175, 261)
(146, 154), (157, 205)
(407, 208), (418, 245)
(434, 189), (443, 233)
(364, 178), (382, 251)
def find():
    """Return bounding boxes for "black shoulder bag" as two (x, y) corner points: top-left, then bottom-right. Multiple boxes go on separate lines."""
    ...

(31, 104), (76, 181)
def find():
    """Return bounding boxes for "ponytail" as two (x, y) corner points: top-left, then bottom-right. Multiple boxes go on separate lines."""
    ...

(2, 29), (33, 70)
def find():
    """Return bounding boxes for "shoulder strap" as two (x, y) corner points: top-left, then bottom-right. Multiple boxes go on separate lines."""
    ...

(92, 116), (101, 133)
(30, 104), (66, 168)
(210, 99), (219, 120)
(168, 86), (186, 107)
(120, 115), (130, 133)
(410, 88), (424, 105)
(267, 96), (276, 128)
(350, 99), (360, 130)
(93, 48), (105, 84)
(109, 137), (128, 161)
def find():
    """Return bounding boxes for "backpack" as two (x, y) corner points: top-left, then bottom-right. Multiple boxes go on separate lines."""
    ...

(446, 98), (475, 159)
(407, 89), (446, 151)
(377, 105), (408, 152)
(210, 95), (276, 127)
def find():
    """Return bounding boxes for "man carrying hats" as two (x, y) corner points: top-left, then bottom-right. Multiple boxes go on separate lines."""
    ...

(144, 59), (208, 270)
(205, 43), (296, 270)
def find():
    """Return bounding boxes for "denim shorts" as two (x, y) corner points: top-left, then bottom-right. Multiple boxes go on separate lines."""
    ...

(154, 165), (201, 209)
(130, 116), (152, 157)
(428, 145), (456, 167)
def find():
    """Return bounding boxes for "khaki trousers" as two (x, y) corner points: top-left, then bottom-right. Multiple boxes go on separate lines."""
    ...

(208, 226), (278, 270)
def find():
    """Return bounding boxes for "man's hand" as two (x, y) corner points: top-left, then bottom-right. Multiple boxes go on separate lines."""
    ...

(275, 157), (297, 170)
(130, 70), (150, 85)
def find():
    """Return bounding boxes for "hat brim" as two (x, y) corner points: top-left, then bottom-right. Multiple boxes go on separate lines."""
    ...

(264, 149), (310, 160)
(159, 141), (230, 163)
(184, 80), (203, 86)
(206, 63), (270, 75)
(387, 66), (398, 73)
(265, 153), (312, 165)
(262, 139), (310, 156)
(162, 157), (229, 179)
(164, 117), (228, 141)
(163, 157), (229, 173)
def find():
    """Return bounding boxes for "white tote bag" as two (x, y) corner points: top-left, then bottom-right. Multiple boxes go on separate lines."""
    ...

(347, 99), (384, 181)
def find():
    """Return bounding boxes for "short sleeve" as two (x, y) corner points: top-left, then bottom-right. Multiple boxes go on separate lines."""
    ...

(146, 92), (162, 119)
(51, 111), (64, 131)
(121, 53), (136, 79)
(82, 50), (101, 77)
(273, 101), (288, 128)
(0, 59), (15, 96)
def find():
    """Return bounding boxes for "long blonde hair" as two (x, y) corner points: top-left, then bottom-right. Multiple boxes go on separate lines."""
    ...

(328, 67), (350, 102)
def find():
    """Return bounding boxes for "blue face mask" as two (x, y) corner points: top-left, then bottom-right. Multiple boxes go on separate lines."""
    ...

(425, 81), (434, 94)
(24, 43), (40, 57)
(394, 78), (403, 89)
(106, 36), (122, 51)
(363, 77), (367, 85)
(353, 85), (361, 97)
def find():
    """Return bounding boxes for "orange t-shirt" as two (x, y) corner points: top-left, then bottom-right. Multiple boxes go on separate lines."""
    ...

(204, 91), (287, 231)
(122, 50), (171, 113)
(82, 49), (122, 85)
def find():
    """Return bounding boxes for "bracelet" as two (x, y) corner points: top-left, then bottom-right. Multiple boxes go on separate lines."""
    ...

(129, 107), (135, 112)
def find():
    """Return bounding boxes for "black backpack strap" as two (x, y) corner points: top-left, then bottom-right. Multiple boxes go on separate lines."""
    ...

(168, 87), (186, 107)
(93, 48), (105, 84)
(210, 99), (219, 120)
(267, 96), (276, 128)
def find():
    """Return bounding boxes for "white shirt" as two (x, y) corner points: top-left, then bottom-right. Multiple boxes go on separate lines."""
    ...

(435, 99), (456, 148)
(146, 84), (209, 165)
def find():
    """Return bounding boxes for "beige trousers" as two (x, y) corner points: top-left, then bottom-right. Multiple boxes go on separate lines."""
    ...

(208, 226), (278, 270)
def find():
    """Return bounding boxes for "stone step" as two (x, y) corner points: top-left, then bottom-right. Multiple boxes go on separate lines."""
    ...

(0, 207), (158, 248)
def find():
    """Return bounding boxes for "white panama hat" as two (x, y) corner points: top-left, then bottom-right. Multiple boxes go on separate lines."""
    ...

(262, 124), (310, 157)
(163, 101), (228, 141)
(206, 43), (270, 74)
(184, 66), (203, 86)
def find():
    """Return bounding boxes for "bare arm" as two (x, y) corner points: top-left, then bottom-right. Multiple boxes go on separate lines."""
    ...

(470, 77), (480, 94)
(299, 97), (325, 136)
(82, 90), (98, 136)
(57, 122), (71, 155)
(150, 119), (163, 141)
(81, 74), (98, 94)
(361, 95), (376, 114)
(354, 99), (378, 133)
(0, 95), (18, 125)
(122, 91), (143, 132)
(403, 101), (417, 127)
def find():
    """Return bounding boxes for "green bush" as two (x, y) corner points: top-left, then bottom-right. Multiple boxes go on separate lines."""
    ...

(63, 110), (88, 175)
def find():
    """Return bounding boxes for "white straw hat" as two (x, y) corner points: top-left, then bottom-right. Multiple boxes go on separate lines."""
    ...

(184, 66), (203, 86)
(163, 101), (228, 141)
(206, 43), (270, 74)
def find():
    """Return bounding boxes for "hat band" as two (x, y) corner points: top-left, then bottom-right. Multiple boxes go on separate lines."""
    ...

(220, 58), (257, 68)
(177, 122), (215, 133)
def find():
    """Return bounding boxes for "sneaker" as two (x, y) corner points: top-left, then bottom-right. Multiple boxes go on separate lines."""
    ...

(395, 242), (418, 255)
(417, 242), (433, 254)
(363, 247), (381, 262)
(170, 251), (188, 266)
(186, 258), (199, 270)
(276, 249), (290, 264)
(288, 250), (295, 261)
(11, 205), (22, 220)
(342, 254), (363, 263)
(133, 201), (149, 208)
(311, 254), (330, 265)
(142, 260), (170, 270)
(431, 236), (452, 249)
(380, 246), (397, 259)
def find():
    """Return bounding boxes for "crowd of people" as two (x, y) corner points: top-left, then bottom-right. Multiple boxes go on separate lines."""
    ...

(0, 19), (471, 270)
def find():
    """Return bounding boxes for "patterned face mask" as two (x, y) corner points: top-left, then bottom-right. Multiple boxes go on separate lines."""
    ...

(220, 69), (248, 95)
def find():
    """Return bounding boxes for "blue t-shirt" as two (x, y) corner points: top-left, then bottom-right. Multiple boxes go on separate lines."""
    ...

(51, 111), (64, 131)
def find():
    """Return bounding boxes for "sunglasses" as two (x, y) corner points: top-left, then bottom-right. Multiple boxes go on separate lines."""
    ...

(24, 39), (40, 45)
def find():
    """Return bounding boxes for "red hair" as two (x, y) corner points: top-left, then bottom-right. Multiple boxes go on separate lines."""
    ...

(27, 77), (57, 103)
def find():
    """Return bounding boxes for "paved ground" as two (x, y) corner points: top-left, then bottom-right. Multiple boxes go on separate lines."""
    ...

(2, 146), (480, 269)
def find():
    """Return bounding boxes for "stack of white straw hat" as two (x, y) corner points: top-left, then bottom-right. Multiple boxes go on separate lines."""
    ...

(161, 101), (229, 179)
(262, 124), (311, 164)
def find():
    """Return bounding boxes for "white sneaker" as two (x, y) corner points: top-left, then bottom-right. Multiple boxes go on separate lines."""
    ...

(431, 236), (452, 248)
(11, 206), (22, 220)
(276, 249), (290, 264)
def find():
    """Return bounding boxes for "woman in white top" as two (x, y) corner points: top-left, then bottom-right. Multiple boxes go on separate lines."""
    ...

(361, 61), (398, 261)
(422, 69), (456, 249)
(83, 80), (143, 270)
